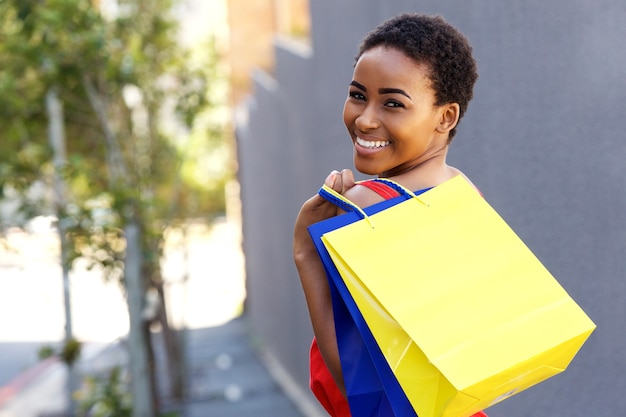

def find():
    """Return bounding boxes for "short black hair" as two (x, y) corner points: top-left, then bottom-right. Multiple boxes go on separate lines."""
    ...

(357, 13), (478, 141)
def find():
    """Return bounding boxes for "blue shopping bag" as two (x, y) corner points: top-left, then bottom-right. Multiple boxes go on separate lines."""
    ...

(308, 187), (427, 417)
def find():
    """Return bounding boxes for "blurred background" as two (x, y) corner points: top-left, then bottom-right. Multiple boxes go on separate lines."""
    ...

(1, 1), (624, 417)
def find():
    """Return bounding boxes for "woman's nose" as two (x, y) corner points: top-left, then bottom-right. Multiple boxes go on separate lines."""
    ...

(355, 105), (379, 131)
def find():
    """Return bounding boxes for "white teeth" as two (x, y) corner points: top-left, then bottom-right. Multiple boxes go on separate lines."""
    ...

(357, 137), (390, 148)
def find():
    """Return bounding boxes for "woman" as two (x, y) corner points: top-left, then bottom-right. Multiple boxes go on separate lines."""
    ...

(294, 13), (486, 417)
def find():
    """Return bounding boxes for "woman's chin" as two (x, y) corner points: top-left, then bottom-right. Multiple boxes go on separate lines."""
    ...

(353, 161), (382, 177)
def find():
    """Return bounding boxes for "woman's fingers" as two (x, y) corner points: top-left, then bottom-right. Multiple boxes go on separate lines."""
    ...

(326, 169), (355, 194)
(338, 169), (355, 193)
(324, 170), (340, 188)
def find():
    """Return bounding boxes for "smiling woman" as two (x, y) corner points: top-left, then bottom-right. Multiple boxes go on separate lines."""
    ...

(293, 13), (482, 417)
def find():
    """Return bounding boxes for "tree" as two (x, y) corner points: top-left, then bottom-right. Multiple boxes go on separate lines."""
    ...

(0, 0), (232, 414)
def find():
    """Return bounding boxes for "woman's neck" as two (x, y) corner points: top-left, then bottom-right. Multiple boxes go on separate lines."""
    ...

(380, 153), (458, 191)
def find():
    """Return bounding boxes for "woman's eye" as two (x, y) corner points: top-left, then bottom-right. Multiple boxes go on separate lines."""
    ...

(385, 100), (404, 108)
(349, 91), (366, 101)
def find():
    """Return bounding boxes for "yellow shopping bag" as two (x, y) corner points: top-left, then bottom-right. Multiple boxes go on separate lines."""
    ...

(320, 175), (596, 417)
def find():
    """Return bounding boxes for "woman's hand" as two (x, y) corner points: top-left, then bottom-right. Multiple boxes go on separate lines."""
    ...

(294, 169), (355, 251)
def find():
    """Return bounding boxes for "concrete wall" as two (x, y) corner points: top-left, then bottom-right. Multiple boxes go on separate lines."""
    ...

(236, 1), (626, 415)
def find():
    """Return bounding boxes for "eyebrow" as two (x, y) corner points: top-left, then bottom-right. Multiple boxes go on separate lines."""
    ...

(350, 81), (412, 100)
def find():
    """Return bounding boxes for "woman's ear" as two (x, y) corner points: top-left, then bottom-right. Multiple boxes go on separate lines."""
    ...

(436, 103), (460, 134)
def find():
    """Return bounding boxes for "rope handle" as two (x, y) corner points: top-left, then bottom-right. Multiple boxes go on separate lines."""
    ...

(318, 178), (429, 227)
(318, 184), (371, 221)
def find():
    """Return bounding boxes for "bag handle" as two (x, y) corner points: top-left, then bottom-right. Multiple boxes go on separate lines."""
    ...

(318, 178), (429, 228)
(318, 184), (371, 221)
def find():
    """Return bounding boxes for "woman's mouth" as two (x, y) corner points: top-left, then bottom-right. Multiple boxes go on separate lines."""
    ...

(356, 137), (390, 148)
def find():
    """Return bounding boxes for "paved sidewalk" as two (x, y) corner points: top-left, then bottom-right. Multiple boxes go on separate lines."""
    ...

(164, 316), (317, 417)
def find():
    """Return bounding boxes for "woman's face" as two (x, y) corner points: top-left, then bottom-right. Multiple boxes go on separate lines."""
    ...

(342, 45), (449, 177)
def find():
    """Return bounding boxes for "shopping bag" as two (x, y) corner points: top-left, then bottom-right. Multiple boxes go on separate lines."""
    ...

(318, 175), (596, 417)
(309, 194), (423, 417)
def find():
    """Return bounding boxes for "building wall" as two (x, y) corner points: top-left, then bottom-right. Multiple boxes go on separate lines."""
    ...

(236, 1), (626, 415)
(226, 0), (310, 105)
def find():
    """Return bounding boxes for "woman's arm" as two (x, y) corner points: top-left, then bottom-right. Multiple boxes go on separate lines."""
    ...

(293, 169), (355, 395)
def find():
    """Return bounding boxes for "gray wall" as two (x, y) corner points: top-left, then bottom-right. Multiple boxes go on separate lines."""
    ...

(236, 1), (625, 415)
